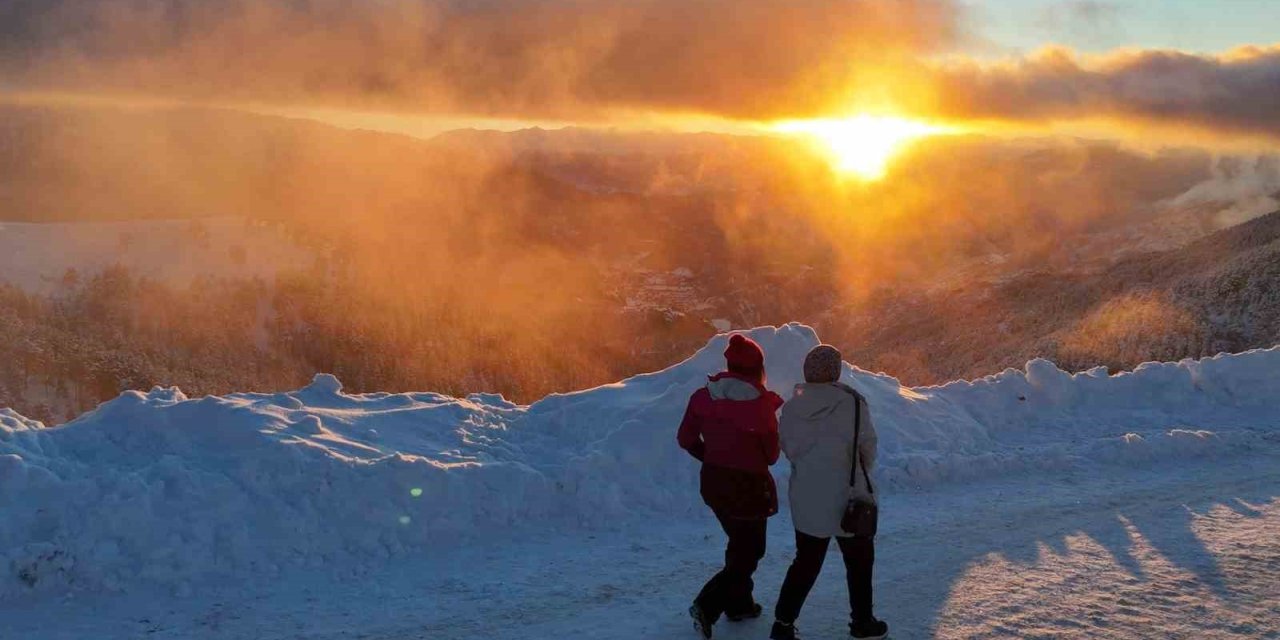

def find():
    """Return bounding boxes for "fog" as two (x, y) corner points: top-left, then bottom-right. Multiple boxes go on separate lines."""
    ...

(6, 101), (1277, 422)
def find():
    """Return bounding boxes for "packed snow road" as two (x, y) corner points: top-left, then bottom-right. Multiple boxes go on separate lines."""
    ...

(7, 451), (1277, 639)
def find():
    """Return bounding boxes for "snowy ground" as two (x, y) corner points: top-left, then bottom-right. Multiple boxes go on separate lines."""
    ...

(3, 325), (1279, 638)
(5, 452), (1277, 639)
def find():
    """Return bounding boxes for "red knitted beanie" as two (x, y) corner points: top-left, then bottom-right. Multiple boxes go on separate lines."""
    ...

(723, 334), (765, 379)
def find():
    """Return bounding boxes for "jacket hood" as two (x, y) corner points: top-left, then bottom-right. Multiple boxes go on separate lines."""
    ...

(707, 374), (763, 401)
(786, 382), (857, 420)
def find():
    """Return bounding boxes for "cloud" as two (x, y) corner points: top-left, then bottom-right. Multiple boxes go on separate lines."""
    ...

(923, 45), (1280, 139)
(0, 0), (959, 120)
(3, 0), (1278, 142)
(1169, 155), (1280, 227)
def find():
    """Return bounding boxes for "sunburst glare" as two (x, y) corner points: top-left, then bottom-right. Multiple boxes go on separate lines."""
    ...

(774, 115), (959, 180)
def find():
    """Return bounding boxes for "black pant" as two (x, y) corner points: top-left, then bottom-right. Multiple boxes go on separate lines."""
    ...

(694, 511), (768, 620)
(774, 530), (875, 625)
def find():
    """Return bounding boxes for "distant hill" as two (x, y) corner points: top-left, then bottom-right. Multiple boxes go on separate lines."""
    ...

(834, 210), (1280, 384)
(0, 103), (456, 223)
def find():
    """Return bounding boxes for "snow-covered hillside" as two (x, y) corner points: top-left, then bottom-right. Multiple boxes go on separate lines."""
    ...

(4, 324), (1279, 608)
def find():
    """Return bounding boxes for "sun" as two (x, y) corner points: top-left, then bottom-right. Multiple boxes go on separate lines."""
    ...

(773, 115), (956, 180)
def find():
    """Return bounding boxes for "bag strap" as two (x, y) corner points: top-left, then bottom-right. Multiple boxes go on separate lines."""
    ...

(849, 392), (874, 495)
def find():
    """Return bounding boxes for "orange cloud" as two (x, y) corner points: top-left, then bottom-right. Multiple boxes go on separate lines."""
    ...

(0, 0), (958, 120)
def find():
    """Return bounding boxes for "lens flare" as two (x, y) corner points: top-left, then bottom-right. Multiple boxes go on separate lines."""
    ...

(774, 115), (958, 180)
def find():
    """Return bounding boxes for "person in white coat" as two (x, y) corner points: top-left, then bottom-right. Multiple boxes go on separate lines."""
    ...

(769, 345), (888, 640)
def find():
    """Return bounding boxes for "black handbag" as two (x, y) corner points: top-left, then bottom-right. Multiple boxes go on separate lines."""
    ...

(840, 391), (878, 537)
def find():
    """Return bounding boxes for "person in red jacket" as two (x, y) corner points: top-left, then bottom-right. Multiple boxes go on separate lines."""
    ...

(678, 333), (784, 639)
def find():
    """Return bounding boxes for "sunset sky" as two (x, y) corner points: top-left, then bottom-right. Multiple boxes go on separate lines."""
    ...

(2, 0), (1278, 171)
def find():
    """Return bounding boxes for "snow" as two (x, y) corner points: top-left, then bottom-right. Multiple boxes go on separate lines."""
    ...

(5, 453), (1277, 639)
(2, 324), (1279, 637)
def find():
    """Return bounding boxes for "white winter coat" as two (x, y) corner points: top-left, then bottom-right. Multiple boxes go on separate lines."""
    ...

(780, 382), (878, 538)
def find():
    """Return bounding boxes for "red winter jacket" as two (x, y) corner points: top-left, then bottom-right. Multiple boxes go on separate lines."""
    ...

(677, 372), (784, 519)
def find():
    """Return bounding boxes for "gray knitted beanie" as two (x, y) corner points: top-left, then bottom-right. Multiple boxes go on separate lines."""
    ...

(803, 344), (843, 384)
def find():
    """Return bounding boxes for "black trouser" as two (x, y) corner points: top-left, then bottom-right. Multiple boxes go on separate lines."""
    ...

(694, 511), (768, 620)
(774, 530), (875, 625)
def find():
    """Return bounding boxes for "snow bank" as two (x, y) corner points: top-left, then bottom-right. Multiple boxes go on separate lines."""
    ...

(3, 324), (1280, 599)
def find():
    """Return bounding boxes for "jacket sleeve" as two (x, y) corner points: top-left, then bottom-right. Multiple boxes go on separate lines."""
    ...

(779, 407), (798, 460)
(760, 394), (781, 465)
(857, 398), (878, 472)
(780, 394), (818, 463)
(676, 391), (706, 462)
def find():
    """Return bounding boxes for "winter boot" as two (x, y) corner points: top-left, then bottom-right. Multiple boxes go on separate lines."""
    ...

(689, 603), (715, 639)
(770, 620), (801, 640)
(849, 617), (889, 639)
(725, 602), (763, 622)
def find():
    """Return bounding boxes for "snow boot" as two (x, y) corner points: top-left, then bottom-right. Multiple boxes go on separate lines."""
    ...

(770, 621), (801, 640)
(689, 603), (714, 639)
(725, 602), (763, 622)
(849, 617), (889, 639)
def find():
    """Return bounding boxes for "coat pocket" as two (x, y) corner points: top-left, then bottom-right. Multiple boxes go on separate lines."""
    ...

(700, 464), (778, 519)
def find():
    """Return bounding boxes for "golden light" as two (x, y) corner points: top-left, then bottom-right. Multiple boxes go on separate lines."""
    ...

(773, 115), (958, 179)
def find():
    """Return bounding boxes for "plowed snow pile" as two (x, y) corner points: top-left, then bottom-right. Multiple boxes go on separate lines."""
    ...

(3, 324), (1279, 599)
